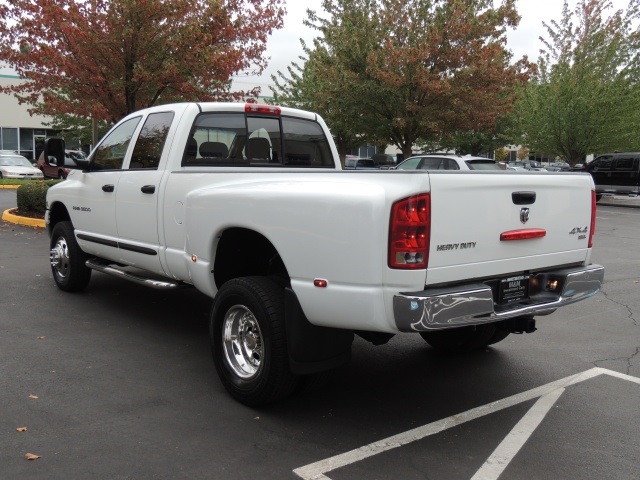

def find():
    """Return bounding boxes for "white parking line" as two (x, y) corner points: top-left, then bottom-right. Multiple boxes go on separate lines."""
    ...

(470, 387), (565, 480)
(293, 368), (640, 480)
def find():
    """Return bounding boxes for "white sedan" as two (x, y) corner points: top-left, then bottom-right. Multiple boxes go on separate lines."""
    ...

(0, 154), (44, 180)
(395, 154), (503, 171)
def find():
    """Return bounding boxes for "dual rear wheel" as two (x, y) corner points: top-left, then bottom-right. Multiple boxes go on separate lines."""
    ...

(210, 276), (299, 406)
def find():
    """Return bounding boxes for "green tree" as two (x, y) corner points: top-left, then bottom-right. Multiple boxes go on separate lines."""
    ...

(513, 0), (640, 165)
(42, 114), (111, 148)
(272, 40), (364, 163)
(0, 0), (285, 123)
(273, 0), (532, 158)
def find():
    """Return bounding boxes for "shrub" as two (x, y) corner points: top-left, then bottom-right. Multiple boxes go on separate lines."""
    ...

(16, 180), (60, 213)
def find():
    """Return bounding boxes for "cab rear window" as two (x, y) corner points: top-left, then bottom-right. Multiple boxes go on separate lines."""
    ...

(182, 113), (334, 168)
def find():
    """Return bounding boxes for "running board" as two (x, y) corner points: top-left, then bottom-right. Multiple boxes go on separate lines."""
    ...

(85, 258), (183, 290)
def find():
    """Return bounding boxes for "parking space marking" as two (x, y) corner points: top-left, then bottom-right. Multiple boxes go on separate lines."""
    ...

(293, 368), (640, 480)
(470, 387), (565, 480)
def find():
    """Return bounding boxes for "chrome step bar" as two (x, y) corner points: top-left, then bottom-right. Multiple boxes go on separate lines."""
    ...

(85, 258), (183, 290)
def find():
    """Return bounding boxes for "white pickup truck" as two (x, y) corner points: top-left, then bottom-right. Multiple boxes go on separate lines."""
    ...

(45, 102), (604, 406)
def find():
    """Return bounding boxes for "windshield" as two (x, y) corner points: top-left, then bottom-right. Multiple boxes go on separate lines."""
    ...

(0, 155), (32, 167)
(67, 151), (87, 160)
(466, 160), (502, 171)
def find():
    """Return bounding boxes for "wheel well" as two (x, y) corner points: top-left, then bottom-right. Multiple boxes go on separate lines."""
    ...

(47, 201), (71, 236)
(213, 228), (289, 288)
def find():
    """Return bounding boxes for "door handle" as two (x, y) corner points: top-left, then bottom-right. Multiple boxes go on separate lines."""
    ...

(141, 185), (156, 194)
(102, 184), (115, 192)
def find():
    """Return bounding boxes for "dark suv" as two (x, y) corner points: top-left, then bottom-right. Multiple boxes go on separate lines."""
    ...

(586, 152), (640, 201)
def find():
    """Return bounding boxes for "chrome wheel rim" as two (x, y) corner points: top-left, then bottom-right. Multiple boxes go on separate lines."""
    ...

(50, 237), (70, 279)
(222, 304), (263, 379)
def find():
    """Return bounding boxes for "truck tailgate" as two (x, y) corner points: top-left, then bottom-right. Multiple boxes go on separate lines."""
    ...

(426, 171), (594, 285)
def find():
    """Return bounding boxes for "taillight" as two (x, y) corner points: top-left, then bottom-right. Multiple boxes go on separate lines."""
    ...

(245, 103), (281, 115)
(388, 194), (430, 269)
(589, 190), (596, 248)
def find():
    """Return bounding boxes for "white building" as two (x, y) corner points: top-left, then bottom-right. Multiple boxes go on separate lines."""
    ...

(0, 72), (58, 160)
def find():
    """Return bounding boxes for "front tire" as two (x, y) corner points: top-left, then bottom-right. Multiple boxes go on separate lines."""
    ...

(210, 276), (298, 406)
(49, 221), (91, 292)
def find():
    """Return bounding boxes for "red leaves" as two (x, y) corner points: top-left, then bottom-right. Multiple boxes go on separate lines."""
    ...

(0, 0), (286, 122)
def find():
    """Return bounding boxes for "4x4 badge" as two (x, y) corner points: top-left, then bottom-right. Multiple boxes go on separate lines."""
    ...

(520, 207), (530, 224)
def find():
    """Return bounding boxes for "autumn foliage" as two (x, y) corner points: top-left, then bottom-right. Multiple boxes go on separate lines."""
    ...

(275, 0), (533, 157)
(0, 0), (285, 123)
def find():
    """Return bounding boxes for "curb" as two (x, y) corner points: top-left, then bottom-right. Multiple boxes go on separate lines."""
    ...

(2, 208), (46, 228)
(0, 185), (21, 189)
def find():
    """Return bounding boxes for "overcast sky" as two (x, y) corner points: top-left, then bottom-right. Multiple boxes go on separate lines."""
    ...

(234, 0), (634, 94)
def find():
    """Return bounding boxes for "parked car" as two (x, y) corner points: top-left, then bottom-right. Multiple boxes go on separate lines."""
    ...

(0, 154), (44, 179)
(395, 154), (502, 171)
(371, 153), (401, 167)
(507, 166), (528, 172)
(344, 157), (379, 169)
(37, 149), (88, 179)
(549, 162), (571, 171)
(586, 152), (640, 201)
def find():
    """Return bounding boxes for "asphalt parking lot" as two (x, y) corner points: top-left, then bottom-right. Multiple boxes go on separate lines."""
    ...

(1, 189), (639, 479)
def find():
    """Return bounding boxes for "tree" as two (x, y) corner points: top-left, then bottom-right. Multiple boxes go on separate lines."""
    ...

(517, 146), (529, 160)
(438, 112), (519, 156)
(0, 0), (285, 123)
(273, 0), (532, 158)
(495, 146), (509, 162)
(271, 40), (364, 163)
(42, 113), (111, 148)
(513, 0), (640, 165)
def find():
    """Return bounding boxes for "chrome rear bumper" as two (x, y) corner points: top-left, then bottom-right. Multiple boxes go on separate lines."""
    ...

(393, 264), (604, 332)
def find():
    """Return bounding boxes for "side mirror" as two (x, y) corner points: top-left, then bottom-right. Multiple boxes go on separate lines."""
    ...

(43, 138), (89, 170)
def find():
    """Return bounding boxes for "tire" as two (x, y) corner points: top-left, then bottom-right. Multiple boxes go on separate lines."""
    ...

(420, 323), (497, 353)
(210, 276), (298, 406)
(49, 221), (91, 292)
(58, 169), (67, 179)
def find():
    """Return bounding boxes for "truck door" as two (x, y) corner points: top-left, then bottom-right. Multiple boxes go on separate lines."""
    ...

(610, 156), (639, 194)
(73, 117), (141, 259)
(587, 155), (613, 192)
(114, 111), (175, 275)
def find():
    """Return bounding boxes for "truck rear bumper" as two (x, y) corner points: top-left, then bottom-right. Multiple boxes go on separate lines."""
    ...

(393, 264), (604, 332)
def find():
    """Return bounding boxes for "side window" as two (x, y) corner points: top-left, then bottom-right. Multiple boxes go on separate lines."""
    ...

(589, 155), (613, 172)
(182, 113), (245, 166)
(396, 157), (421, 170)
(443, 159), (461, 170)
(420, 158), (445, 170)
(613, 157), (635, 171)
(281, 117), (334, 167)
(91, 117), (142, 170)
(129, 112), (174, 170)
